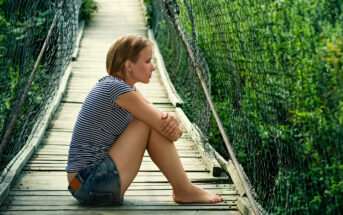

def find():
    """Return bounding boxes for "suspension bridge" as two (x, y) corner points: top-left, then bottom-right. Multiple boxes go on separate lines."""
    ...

(0, 0), (252, 214)
(1, 0), (342, 214)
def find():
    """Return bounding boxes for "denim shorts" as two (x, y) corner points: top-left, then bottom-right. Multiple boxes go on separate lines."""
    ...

(67, 155), (123, 205)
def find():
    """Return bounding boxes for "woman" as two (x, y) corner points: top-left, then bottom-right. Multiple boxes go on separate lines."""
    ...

(66, 35), (223, 205)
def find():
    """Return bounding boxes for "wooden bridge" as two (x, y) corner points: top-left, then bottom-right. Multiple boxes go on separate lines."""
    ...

(0, 0), (248, 214)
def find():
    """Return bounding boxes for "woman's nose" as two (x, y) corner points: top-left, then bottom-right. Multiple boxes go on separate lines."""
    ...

(151, 64), (156, 71)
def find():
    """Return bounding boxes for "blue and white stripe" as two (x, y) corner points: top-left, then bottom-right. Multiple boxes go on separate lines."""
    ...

(66, 75), (136, 172)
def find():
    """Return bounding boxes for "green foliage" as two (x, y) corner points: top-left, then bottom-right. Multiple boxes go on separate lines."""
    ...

(145, 0), (343, 214)
(0, 0), (80, 170)
(143, 0), (153, 28)
(80, 0), (98, 22)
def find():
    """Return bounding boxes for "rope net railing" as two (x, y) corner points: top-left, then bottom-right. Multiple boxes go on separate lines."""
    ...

(144, 0), (342, 214)
(0, 0), (82, 173)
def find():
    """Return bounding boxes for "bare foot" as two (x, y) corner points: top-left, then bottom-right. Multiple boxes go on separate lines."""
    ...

(172, 184), (223, 203)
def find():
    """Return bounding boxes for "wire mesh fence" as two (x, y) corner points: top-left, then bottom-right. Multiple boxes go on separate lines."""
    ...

(0, 0), (82, 173)
(144, 0), (343, 214)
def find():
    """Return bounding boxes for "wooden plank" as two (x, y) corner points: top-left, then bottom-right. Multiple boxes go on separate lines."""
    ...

(12, 178), (230, 191)
(64, 89), (168, 96)
(12, 176), (229, 190)
(30, 156), (204, 164)
(41, 131), (191, 140)
(225, 160), (246, 197)
(62, 94), (171, 104)
(0, 211), (240, 215)
(0, 205), (237, 211)
(66, 75), (162, 84)
(80, 28), (147, 35)
(23, 164), (208, 172)
(53, 102), (175, 109)
(39, 132), (192, 142)
(26, 159), (204, 165)
(51, 103), (175, 115)
(36, 144), (197, 152)
(37, 140), (194, 147)
(237, 197), (254, 215)
(3, 195), (237, 205)
(31, 154), (202, 159)
(65, 82), (166, 89)
(15, 170), (220, 177)
(36, 143), (196, 150)
(34, 149), (200, 157)
(9, 187), (237, 196)
(65, 76), (164, 84)
(11, 183), (235, 191)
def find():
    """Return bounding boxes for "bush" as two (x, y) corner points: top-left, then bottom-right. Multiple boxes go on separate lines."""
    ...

(144, 0), (343, 213)
(80, 0), (98, 22)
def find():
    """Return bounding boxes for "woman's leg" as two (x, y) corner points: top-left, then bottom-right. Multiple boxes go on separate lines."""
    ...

(108, 118), (222, 203)
(107, 118), (151, 197)
(147, 128), (223, 203)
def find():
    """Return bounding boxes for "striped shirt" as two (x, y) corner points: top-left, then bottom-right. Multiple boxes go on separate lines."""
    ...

(66, 75), (136, 172)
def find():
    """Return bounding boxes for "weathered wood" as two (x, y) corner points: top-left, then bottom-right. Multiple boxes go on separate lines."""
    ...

(72, 20), (85, 60)
(0, 211), (240, 215)
(39, 136), (194, 145)
(23, 163), (208, 172)
(12, 182), (235, 191)
(9, 188), (237, 196)
(15, 170), (221, 178)
(1, 205), (238, 211)
(237, 197), (254, 215)
(147, 29), (184, 107)
(26, 159), (204, 165)
(30, 156), (204, 164)
(34, 149), (201, 157)
(11, 183), (235, 191)
(224, 160), (246, 197)
(36, 142), (195, 149)
(174, 108), (224, 177)
(41, 129), (191, 139)
(62, 93), (171, 104)
(52, 103), (175, 115)
(3, 195), (237, 205)
(12, 177), (229, 190)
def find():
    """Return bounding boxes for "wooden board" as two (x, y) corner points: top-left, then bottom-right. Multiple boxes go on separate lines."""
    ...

(0, 211), (240, 215)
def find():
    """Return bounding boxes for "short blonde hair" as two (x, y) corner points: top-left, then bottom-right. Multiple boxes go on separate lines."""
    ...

(106, 35), (153, 80)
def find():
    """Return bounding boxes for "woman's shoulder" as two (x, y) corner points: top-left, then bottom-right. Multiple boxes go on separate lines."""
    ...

(98, 75), (136, 91)
(98, 75), (121, 83)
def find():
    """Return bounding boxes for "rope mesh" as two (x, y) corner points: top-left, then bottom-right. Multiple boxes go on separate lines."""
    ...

(145, 0), (343, 214)
(0, 0), (82, 172)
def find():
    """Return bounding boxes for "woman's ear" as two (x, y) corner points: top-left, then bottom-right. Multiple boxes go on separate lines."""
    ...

(125, 60), (133, 72)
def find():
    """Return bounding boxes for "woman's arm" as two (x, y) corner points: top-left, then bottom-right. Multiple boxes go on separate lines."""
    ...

(116, 91), (182, 142)
(135, 88), (181, 139)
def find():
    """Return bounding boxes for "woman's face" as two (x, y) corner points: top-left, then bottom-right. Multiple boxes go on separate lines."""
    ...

(126, 45), (155, 86)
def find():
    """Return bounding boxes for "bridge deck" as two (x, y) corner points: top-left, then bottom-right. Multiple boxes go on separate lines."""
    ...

(0, 0), (239, 214)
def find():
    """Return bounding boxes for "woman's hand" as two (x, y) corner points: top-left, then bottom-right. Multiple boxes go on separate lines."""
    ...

(160, 112), (182, 141)
(116, 91), (182, 142)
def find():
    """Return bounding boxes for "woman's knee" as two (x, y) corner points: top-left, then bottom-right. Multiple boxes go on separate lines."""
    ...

(129, 117), (151, 133)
